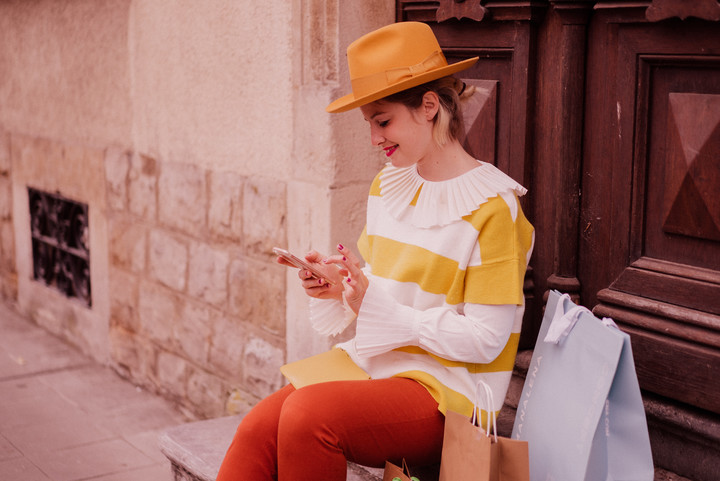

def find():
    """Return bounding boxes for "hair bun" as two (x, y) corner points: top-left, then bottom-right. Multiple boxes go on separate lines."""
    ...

(456, 79), (476, 100)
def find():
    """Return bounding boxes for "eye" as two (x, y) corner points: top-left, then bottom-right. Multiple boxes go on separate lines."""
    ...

(378, 120), (389, 128)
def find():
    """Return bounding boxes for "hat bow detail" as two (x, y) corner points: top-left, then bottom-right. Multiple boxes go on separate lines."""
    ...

(351, 50), (446, 99)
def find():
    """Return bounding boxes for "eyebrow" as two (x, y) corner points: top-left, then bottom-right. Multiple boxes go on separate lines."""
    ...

(368, 111), (387, 121)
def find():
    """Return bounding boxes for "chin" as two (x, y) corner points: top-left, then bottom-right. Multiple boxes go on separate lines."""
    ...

(390, 157), (414, 168)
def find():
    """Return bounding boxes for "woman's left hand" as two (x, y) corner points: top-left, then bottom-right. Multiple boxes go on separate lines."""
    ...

(324, 243), (369, 314)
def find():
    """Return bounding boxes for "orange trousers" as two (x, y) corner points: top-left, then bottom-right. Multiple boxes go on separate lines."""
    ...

(216, 378), (445, 481)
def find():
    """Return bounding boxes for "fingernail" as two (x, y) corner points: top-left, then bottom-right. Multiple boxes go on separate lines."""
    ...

(305, 270), (311, 277)
(347, 277), (352, 283)
(338, 244), (344, 250)
(318, 278), (324, 285)
(342, 256), (346, 261)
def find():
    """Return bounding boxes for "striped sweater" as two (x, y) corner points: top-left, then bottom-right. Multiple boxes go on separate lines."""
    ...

(314, 161), (534, 422)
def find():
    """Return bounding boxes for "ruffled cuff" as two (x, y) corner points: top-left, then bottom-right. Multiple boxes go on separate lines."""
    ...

(354, 282), (419, 357)
(308, 296), (356, 336)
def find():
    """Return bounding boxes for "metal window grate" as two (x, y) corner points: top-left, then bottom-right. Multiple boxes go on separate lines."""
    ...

(28, 188), (91, 307)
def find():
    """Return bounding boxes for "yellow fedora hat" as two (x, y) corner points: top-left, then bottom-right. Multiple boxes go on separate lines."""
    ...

(326, 22), (478, 113)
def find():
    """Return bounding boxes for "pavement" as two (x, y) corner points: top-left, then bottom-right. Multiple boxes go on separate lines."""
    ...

(0, 302), (189, 481)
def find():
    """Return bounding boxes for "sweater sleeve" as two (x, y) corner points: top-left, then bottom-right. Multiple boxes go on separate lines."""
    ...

(307, 265), (372, 336)
(354, 280), (517, 363)
(308, 296), (357, 336)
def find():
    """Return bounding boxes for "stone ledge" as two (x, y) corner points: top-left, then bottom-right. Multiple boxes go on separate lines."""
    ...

(159, 414), (387, 481)
(160, 416), (240, 481)
(159, 359), (698, 481)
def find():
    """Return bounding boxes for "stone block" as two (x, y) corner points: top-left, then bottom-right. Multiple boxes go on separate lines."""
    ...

(138, 281), (181, 345)
(242, 176), (286, 255)
(228, 256), (285, 334)
(128, 153), (158, 220)
(174, 301), (212, 365)
(0, 128), (9, 174)
(54, 144), (107, 203)
(149, 229), (188, 292)
(225, 389), (256, 416)
(104, 147), (130, 211)
(159, 416), (242, 481)
(187, 242), (229, 308)
(0, 176), (11, 219)
(159, 162), (206, 234)
(208, 171), (243, 240)
(0, 220), (15, 272)
(156, 350), (189, 400)
(242, 336), (284, 400)
(109, 218), (146, 273)
(186, 368), (227, 419)
(28, 301), (64, 339)
(0, 271), (18, 302)
(108, 268), (140, 332)
(208, 315), (246, 381)
(109, 325), (153, 381)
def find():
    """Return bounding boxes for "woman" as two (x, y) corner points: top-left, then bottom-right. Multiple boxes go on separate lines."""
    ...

(216, 21), (534, 481)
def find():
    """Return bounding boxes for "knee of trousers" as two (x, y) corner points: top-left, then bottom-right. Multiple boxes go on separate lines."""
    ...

(277, 387), (341, 449)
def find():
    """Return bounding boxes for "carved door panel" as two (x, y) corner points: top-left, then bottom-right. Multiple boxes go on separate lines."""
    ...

(457, 79), (497, 166)
(581, 11), (720, 413)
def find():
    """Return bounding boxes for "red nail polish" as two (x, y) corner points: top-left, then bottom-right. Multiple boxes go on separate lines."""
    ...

(318, 278), (324, 285)
(347, 277), (352, 283)
(342, 256), (347, 261)
(338, 244), (344, 250)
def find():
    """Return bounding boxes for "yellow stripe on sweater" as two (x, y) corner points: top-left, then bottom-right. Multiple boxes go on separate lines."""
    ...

(393, 370), (501, 421)
(361, 235), (525, 305)
(394, 332), (520, 373)
(365, 236), (459, 294)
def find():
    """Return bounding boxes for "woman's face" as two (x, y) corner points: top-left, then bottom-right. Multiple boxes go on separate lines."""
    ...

(360, 98), (436, 169)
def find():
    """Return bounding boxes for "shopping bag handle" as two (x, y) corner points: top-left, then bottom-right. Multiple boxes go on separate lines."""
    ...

(544, 293), (620, 344)
(544, 294), (585, 344)
(471, 379), (498, 442)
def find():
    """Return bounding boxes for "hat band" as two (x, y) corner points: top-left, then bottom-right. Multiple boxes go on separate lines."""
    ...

(350, 50), (446, 99)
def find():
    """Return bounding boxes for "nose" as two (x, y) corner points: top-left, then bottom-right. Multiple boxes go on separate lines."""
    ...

(369, 125), (385, 146)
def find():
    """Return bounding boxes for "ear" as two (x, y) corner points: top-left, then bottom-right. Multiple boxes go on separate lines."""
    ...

(421, 91), (440, 120)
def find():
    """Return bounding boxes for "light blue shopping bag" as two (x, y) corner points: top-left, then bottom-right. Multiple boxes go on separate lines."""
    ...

(511, 290), (654, 481)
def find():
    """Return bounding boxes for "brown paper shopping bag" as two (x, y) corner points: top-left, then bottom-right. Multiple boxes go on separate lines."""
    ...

(439, 381), (529, 481)
(489, 432), (529, 481)
(382, 459), (416, 481)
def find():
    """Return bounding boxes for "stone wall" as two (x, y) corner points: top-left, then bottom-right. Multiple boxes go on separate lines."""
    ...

(105, 149), (287, 417)
(0, 0), (393, 419)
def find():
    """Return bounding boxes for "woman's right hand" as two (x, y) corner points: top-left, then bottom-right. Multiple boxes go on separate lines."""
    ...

(291, 250), (344, 300)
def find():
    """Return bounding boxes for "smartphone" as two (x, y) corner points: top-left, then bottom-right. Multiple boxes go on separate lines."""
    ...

(273, 247), (337, 285)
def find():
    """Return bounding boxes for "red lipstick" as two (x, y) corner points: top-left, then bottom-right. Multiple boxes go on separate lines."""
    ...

(384, 145), (398, 157)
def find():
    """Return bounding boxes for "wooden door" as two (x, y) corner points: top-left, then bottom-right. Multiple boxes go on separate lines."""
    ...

(397, 2), (720, 477)
(398, 1), (543, 348)
(581, 6), (720, 413)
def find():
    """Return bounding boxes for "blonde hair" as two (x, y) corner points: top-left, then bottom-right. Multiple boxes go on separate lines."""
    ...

(384, 76), (475, 147)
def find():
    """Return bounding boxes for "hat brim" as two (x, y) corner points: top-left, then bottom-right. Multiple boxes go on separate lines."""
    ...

(326, 56), (479, 113)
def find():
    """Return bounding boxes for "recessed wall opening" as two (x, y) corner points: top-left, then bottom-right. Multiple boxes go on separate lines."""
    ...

(28, 187), (91, 307)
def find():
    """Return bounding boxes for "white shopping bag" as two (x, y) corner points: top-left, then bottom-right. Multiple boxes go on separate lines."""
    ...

(512, 290), (654, 481)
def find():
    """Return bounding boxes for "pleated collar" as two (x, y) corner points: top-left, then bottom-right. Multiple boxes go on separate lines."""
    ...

(378, 161), (527, 228)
